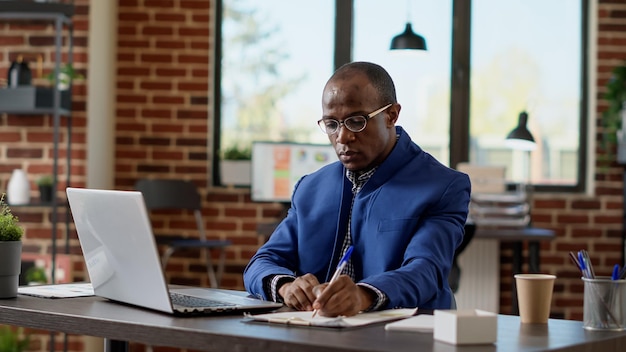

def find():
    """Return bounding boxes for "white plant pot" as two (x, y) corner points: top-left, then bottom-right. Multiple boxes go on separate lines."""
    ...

(7, 169), (30, 205)
(220, 160), (251, 186)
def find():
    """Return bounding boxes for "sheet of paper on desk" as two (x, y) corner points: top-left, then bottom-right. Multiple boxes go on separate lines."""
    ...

(384, 314), (434, 333)
(244, 308), (417, 328)
(18, 283), (94, 298)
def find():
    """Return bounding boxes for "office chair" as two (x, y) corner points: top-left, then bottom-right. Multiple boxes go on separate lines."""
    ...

(448, 223), (476, 293)
(134, 179), (231, 288)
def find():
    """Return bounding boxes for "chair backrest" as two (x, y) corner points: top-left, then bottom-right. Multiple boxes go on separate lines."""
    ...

(134, 179), (202, 211)
(134, 179), (207, 241)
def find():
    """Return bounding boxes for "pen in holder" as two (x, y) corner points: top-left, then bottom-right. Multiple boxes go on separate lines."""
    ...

(582, 277), (626, 331)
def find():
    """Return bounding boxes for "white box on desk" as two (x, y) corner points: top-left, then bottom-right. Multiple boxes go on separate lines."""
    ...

(433, 309), (497, 345)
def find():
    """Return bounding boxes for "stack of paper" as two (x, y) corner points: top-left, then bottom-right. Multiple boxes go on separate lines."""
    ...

(384, 314), (434, 332)
(18, 283), (94, 298)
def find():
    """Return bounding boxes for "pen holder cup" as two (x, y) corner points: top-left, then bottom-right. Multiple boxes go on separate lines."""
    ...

(582, 277), (626, 331)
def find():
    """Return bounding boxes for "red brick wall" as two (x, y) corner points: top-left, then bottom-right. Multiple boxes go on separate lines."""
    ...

(542, 0), (626, 321)
(0, 0), (625, 351)
(0, 0), (89, 350)
(0, 0), (89, 261)
(114, 0), (220, 292)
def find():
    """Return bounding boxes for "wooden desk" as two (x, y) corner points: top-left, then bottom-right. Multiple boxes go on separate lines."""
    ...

(1, 294), (626, 352)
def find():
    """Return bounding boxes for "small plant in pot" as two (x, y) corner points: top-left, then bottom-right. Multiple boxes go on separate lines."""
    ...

(0, 325), (30, 352)
(221, 144), (252, 161)
(45, 63), (84, 91)
(24, 266), (47, 285)
(220, 144), (252, 186)
(0, 194), (24, 299)
(36, 175), (54, 204)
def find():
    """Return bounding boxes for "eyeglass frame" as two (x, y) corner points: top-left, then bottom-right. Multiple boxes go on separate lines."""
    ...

(317, 103), (393, 135)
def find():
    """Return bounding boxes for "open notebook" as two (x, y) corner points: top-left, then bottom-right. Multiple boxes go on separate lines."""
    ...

(244, 308), (417, 328)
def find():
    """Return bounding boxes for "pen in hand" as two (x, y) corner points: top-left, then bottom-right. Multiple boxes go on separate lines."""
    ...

(312, 245), (354, 318)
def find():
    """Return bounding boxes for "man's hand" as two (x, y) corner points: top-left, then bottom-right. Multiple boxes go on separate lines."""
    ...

(277, 273), (320, 311)
(311, 275), (374, 317)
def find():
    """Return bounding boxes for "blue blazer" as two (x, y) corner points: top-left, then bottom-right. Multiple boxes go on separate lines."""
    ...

(244, 127), (471, 309)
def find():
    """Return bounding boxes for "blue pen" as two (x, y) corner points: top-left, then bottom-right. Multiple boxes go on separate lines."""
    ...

(619, 265), (626, 280)
(612, 264), (620, 281)
(312, 245), (354, 317)
(578, 252), (587, 278)
(330, 246), (354, 282)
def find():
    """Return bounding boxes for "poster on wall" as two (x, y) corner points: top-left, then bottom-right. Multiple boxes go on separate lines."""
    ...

(251, 142), (335, 203)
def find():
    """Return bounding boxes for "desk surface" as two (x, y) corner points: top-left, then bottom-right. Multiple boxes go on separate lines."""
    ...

(1, 293), (625, 352)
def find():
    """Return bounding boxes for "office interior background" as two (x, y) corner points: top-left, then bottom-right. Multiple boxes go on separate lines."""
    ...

(0, 0), (625, 350)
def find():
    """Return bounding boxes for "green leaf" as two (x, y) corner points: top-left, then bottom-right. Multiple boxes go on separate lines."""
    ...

(0, 326), (30, 352)
(0, 194), (23, 242)
(221, 145), (252, 160)
(600, 62), (626, 158)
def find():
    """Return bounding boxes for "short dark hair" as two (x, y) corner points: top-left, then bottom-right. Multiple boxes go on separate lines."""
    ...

(331, 61), (397, 104)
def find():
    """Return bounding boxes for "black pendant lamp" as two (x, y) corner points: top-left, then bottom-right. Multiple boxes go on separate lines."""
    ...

(505, 111), (536, 151)
(390, 23), (427, 51)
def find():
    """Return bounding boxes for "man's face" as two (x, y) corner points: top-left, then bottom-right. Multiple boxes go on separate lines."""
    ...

(321, 73), (399, 171)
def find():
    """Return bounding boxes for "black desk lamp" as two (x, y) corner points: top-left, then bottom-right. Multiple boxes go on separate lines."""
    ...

(505, 111), (536, 228)
(505, 111), (536, 151)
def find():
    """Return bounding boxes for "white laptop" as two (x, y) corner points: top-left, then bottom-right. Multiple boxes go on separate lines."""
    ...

(66, 187), (282, 316)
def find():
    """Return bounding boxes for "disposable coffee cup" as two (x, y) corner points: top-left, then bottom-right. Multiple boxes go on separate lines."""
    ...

(582, 277), (626, 331)
(514, 274), (556, 324)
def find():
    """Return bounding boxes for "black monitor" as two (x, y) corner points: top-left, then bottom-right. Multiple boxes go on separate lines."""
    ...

(251, 141), (336, 203)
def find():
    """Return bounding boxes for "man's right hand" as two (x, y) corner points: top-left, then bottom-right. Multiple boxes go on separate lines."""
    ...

(278, 273), (320, 311)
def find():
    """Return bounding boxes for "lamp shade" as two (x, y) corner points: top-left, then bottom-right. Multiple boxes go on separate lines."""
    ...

(505, 111), (536, 151)
(390, 23), (427, 51)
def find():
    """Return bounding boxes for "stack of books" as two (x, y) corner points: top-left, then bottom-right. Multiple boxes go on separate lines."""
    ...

(468, 184), (530, 228)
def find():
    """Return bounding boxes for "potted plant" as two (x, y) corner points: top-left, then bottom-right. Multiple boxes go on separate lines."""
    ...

(220, 144), (252, 186)
(36, 175), (54, 204)
(24, 266), (47, 285)
(46, 63), (83, 91)
(41, 63), (83, 110)
(601, 63), (626, 163)
(0, 194), (24, 299)
(0, 325), (30, 352)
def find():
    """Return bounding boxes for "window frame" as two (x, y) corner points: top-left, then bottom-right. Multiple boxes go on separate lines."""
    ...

(213, 0), (589, 193)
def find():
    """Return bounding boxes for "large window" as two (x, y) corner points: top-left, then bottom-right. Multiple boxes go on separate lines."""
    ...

(218, 0), (334, 153)
(352, 0), (452, 163)
(469, 0), (585, 188)
(215, 0), (587, 192)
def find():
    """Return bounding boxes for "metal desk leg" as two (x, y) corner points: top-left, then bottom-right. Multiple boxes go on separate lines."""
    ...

(104, 339), (128, 352)
(511, 241), (523, 315)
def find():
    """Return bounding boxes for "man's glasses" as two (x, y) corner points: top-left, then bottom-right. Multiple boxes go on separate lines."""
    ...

(317, 104), (392, 135)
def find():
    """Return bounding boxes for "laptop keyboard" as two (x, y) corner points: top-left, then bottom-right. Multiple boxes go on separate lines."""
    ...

(170, 292), (237, 308)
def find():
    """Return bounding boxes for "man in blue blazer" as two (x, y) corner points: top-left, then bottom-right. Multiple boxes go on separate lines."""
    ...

(244, 61), (470, 317)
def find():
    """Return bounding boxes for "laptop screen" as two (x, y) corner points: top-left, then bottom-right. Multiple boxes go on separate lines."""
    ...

(67, 187), (175, 313)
